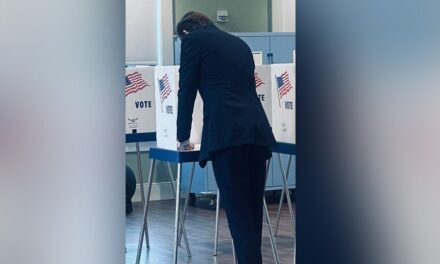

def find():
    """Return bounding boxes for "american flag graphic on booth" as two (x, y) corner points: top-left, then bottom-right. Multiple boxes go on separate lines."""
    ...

(125, 72), (148, 97)
(158, 74), (172, 102)
(254, 72), (265, 88)
(276, 71), (293, 99)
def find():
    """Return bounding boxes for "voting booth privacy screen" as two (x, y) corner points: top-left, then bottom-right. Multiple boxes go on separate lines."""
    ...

(125, 66), (156, 134)
(154, 66), (204, 150)
(270, 64), (295, 144)
(125, 64), (295, 147)
(255, 65), (272, 125)
(255, 64), (295, 144)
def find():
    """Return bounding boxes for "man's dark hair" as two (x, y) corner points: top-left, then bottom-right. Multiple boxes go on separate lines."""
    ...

(176, 11), (214, 38)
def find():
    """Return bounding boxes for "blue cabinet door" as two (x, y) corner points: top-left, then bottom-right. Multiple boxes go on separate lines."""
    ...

(272, 153), (295, 187)
(269, 35), (296, 64)
(181, 162), (218, 193)
(265, 157), (274, 187)
(182, 162), (208, 193)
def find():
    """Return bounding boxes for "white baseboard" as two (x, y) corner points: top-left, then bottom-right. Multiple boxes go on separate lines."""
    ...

(132, 181), (175, 202)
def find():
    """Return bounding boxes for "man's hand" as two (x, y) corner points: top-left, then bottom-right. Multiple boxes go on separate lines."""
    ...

(177, 139), (195, 151)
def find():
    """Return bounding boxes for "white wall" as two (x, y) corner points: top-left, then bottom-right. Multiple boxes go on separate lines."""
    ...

(125, 0), (174, 65)
(157, 0), (174, 65)
(175, 0), (269, 32)
(272, 0), (296, 32)
(126, 0), (157, 64)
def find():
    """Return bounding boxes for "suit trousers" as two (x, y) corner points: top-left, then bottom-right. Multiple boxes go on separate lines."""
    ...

(211, 144), (271, 264)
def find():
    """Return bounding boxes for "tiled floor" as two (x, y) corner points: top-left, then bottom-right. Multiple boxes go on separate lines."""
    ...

(126, 195), (295, 264)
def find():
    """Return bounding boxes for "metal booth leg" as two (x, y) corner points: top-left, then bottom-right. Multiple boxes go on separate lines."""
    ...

(264, 198), (281, 264)
(232, 240), (237, 264)
(264, 158), (281, 264)
(274, 154), (295, 237)
(172, 162), (183, 264)
(177, 163), (196, 250)
(135, 142), (150, 248)
(136, 159), (156, 264)
(166, 162), (192, 257)
(293, 233), (297, 264)
(213, 189), (220, 256)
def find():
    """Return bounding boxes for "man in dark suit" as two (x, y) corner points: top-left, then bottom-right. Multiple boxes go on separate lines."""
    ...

(176, 11), (276, 264)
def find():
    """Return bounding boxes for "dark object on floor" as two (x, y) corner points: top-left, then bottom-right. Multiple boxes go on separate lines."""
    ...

(126, 165), (136, 215)
(189, 193), (196, 206)
(208, 196), (217, 210)
(188, 194), (218, 210)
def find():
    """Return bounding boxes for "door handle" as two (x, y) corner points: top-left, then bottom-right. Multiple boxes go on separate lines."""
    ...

(267, 53), (274, 64)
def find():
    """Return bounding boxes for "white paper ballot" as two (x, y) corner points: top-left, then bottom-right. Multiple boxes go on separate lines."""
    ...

(271, 63), (295, 144)
(254, 65), (272, 125)
(154, 66), (204, 150)
(125, 66), (156, 134)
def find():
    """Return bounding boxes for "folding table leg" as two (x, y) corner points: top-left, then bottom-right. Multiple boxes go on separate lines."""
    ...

(135, 142), (149, 248)
(136, 159), (156, 264)
(177, 163), (196, 252)
(166, 162), (191, 257)
(173, 163), (183, 264)
(274, 154), (294, 237)
(264, 158), (281, 264)
(264, 198), (281, 264)
(293, 235), (297, 264)
(213, 189), (220, 256)
(232, 240), (237, 264)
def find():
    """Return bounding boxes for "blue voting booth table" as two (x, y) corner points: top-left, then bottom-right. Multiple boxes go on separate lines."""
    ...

(136, 142), (295, 264)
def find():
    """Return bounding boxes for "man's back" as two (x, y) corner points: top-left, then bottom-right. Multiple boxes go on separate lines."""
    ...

(178, 25), (275, 163)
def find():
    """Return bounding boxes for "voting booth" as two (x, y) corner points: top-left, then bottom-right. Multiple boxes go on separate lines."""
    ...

(271, 63), (295, 144)
(125, 66), (156, 134)
(255, 65), (273, 125)
(255, 64), (295, 144)
(154, 66), (204, 150)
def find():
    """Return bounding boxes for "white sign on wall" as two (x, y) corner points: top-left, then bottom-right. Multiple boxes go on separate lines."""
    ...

(255, 65), (272, 125)
(154, 66), (204, 150)
(252, 51), (263, 65)
(271, 63), (295, 144)
(125, 66), (156, 134)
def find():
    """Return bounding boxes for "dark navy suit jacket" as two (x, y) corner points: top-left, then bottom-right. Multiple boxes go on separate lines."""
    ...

(177, 25), (275, 167)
